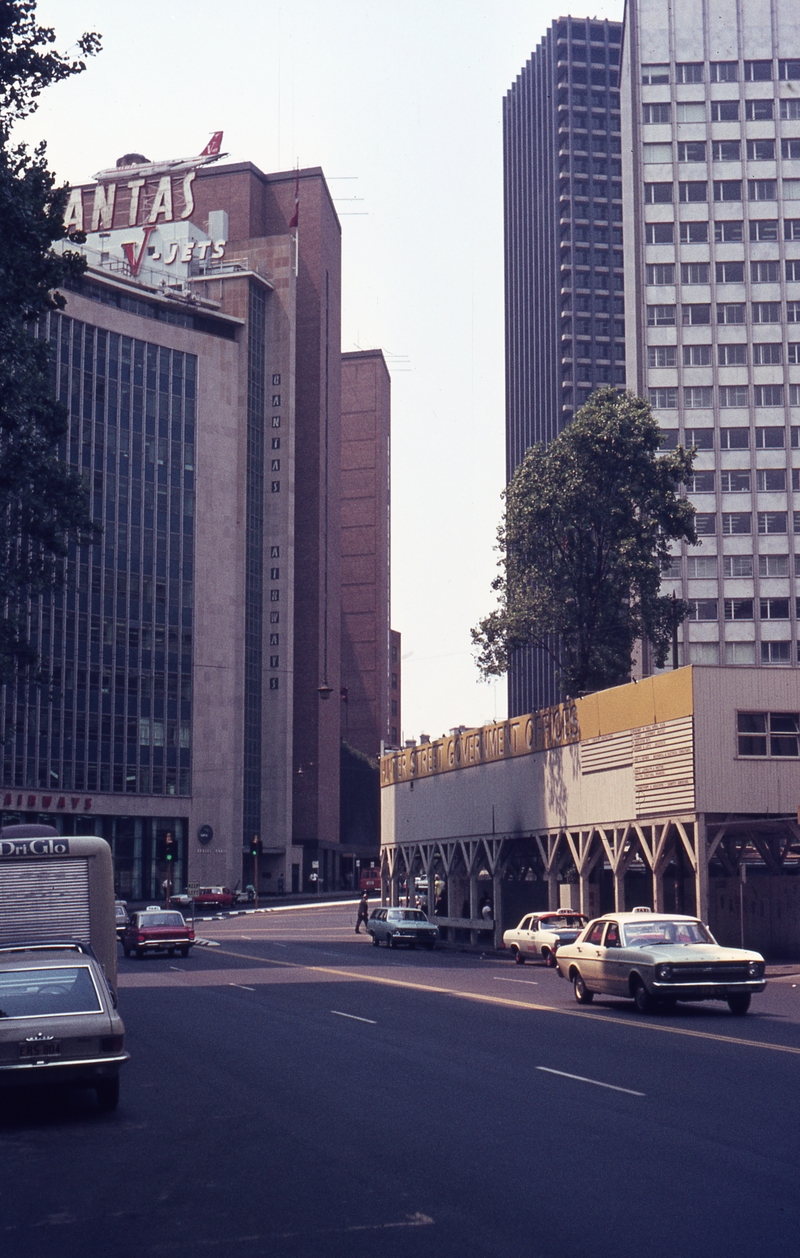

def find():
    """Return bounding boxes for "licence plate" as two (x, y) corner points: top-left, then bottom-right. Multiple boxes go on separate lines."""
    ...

(19, 1041), (61, 1059)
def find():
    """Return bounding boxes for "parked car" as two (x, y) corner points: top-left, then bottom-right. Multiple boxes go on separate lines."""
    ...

(114, 900), (130, 940)
(192, 886), (236, 911)
(121, 908), (195, 959)
(502, 910), (588, 966)
(367, 907), (439, 949)
(554, 911), (766, 1014)
(0, 941), (128, 1110)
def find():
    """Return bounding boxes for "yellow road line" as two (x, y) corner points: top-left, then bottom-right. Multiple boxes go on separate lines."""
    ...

(211, 945), (800, 1057)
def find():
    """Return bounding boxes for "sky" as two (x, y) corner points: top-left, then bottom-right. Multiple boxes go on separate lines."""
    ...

(17, 0), (623, 741)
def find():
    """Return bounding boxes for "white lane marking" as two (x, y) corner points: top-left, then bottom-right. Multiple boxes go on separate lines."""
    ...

(493, 976), (538, 986)
(169, 966), (181, 971)
(331, 1010), (377, 1025)
(536, 1066), (645, 1097)
(229, 983), (256, 992)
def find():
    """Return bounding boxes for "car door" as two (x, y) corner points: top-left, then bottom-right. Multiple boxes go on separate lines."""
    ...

(598, 920), (626, 994)
(572, 920), (606, 990)
(519, 915), (535, 955)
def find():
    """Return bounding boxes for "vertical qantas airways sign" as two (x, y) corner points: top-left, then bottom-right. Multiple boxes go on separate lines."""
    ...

(63, 133), (227, 235)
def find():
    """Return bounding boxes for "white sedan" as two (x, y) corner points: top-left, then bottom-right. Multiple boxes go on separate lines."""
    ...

(502, 910), (588, 966)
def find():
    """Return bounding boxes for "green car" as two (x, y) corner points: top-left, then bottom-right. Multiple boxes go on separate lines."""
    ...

(554, 910), (766, 1015)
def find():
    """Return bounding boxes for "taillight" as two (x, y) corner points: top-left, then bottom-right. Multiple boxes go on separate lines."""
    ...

(188, 930), (195, 940)
(101, 1035), (124, 1052)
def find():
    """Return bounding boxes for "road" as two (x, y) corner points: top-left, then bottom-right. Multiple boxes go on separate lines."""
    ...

(2, 901), (800, 1258)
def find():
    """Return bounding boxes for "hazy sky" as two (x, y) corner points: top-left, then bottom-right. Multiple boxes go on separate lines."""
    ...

(19, 0), (623, 740)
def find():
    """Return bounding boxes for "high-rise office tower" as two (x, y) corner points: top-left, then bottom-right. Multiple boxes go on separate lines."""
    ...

(504, 16), (626, 715)
(622, 0), (800, 671)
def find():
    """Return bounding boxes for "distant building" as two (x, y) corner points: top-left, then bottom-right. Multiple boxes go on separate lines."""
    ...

(503, 16), (626, 714)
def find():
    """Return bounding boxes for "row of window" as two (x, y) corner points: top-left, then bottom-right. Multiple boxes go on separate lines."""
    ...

(651, 385), (800, 408)
(646, 219), (800, 243)
(645, 179), (800, 202)
(737, 711), (800, 757)
(644, 99), (800, 124)
(646, 139), (800, 163)
(661, 426), (798, 449)
(686, 468), (800, 492)
(648, 261), (800, 284)
(648, 301), (800, 325)
(688, 597), (800, 620)
(649, 343), (800, 366)
(692, 511), (800, 535)
(642, 60), (800, 85)
(666, 554), (800, 578)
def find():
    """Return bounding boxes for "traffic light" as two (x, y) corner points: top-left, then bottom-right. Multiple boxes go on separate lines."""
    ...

(165, 832), (174, 862)
(250, 835), (262, 858)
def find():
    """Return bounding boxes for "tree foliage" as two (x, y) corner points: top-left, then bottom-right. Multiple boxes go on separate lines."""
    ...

(0, 1), (100, 678)
(472, 388), (697, 697)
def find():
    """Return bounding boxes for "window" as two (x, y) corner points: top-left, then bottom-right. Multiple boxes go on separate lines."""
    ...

(680, 221), (709, 243)
(646, 221), (674, 243)
(738, 711), (800, 755)
(688, 555), (717, 576)
(751, 260), (780, 283)
(780, 99), (800, 121)
(713, 180), (742, 202)
(647, 304), (676, 326)
(720, 469), (751, 491)
(747, 139), (776, 162)
(648, 345), (677, 367)
(711, 61), (738, 83)
(788, 301), (800, 321)
(684, 386), (712, 408)
(782, 139), (800, 161)
(791, 385), (800, 406)
(744, 62), (773, 82)
(727, 642), (755, 665)
(725, 598), (754, 618)
(684, 344), (712, 365)
(750, 219), (779, 241)
(720, 427), (749, 449)
(719, 385), (750, 407)
(745, 99), (775, 122)
(755, 426), (785, 447)
(643, 102), (671, 124)
(779, 60), (800, 81)
(748, 180), (777, 201)
(753, 301), (781, 323)
(761, 598), (790, 620)
(646, 263), (675, 284)
(714, 220), (743, 242)
(795, 510), (800, 532)
(682, 304), (710, 325)
(649, 387), (678, 409)
(758, 511), (787, 533)
(716, 261), (744, 283)
(712, 140), (741, 161)
(754, 384), (785, 407)
(678, 141), (706, 162)
(679, 181), (707, 202)
(762, 641), (792, 664)
(694, 513), (716, 535)
(711, 100), (739, 122)
(681, 262), (710, 284)
(642, 64), (669, 85)
(659, 428), (679, 448)
(676, 102), (705, 123)
(688, 470), (715, 492)
(784, 180), (800, 200)
(722, 512), (752, 534)
(724, 554), (753, 576)
(685, 427), (714, 449)
(643, 143), (673, 164)
(717, 303), (746, 324)
(759, 554), (789, 576)
(752, 343), (782, 364)
(787, 260), (800, 281)
(676, 62), (703, 84)
(687, 599), (718, 620)
(718, 343), (747, 365)
(661, 554), (682, 577)
(756, 468), (786, 490)
(790, 343), (800, 363)
(644, 182), (673, 203)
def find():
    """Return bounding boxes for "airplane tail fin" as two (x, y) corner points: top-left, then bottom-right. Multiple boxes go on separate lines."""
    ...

(201, 131), (223, 157)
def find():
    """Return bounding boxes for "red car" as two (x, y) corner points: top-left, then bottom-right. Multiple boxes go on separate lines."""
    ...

(121, 908), (195, 958)
(192, 886), (236, 910)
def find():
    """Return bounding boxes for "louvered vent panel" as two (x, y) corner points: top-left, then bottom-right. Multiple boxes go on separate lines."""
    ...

(0, 861), (91, 944)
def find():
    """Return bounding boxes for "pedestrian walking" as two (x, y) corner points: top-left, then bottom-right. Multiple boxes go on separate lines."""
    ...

(355, 890), (370, 933)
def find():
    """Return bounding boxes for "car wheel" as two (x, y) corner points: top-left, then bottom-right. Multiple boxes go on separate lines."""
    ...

(122, 945), (130, 958)
(633, 978), (655, 1014)
(96, 1077), (120, 1112)
(386, 933), (394, 948)
(135, 947), (144, 960)
(727, 992), (752, 1015)
(371, 933), (379, 946)
(543, 949), (556, 968)
(512, 948), (525, 965)
(180, 946), (189, 958)
(425, 942), (435, 951)
(572, 971), (593, 1004)
(167, 948), (175, 958)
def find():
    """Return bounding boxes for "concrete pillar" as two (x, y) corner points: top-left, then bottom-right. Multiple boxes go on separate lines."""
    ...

(579, 871), (592, 917)
(469, 871), (479, 946)
(613, 866), (625, 912)
(694, 815), (709, 923)
(547, 870), (559, 911)
(492, 870), (502, 949)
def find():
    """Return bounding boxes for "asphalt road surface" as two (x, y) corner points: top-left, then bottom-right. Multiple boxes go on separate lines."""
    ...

(2, 901), (800, 1258)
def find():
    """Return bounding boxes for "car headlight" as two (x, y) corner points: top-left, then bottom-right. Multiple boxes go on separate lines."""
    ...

(748, 961), (764, 978)
(655, 964), (672, 981)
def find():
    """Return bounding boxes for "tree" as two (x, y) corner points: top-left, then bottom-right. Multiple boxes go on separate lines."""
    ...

(472, 388), (697, 697)
(0, 2), (101, 679)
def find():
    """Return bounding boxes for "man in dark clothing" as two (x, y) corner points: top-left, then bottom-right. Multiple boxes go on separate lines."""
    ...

(355, 891), (370, 934)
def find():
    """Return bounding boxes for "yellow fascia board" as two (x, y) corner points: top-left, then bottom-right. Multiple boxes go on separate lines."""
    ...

(575, 666), (694, 740)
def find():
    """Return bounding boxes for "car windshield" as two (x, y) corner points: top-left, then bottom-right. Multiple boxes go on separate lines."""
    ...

(0, 966), (102, 1018)
(391, 910), (427, 921)
(138, 912), (185, 927)
(622, 920), (713, 947)
(541, 916), (585, 929)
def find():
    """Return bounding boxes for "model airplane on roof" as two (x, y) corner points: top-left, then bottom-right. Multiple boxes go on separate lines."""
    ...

(92, 132), (227, 183)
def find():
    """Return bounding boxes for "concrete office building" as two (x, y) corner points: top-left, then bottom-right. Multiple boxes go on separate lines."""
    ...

(504, 16), (626, 714)
(0, 150), (348, 899)
(622, 0), (800, 672)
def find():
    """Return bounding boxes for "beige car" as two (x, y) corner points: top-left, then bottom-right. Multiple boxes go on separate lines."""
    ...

(0, 942), (128, 1110)
(502, 910), (588, 966)
(554, 911), (766, 1014)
